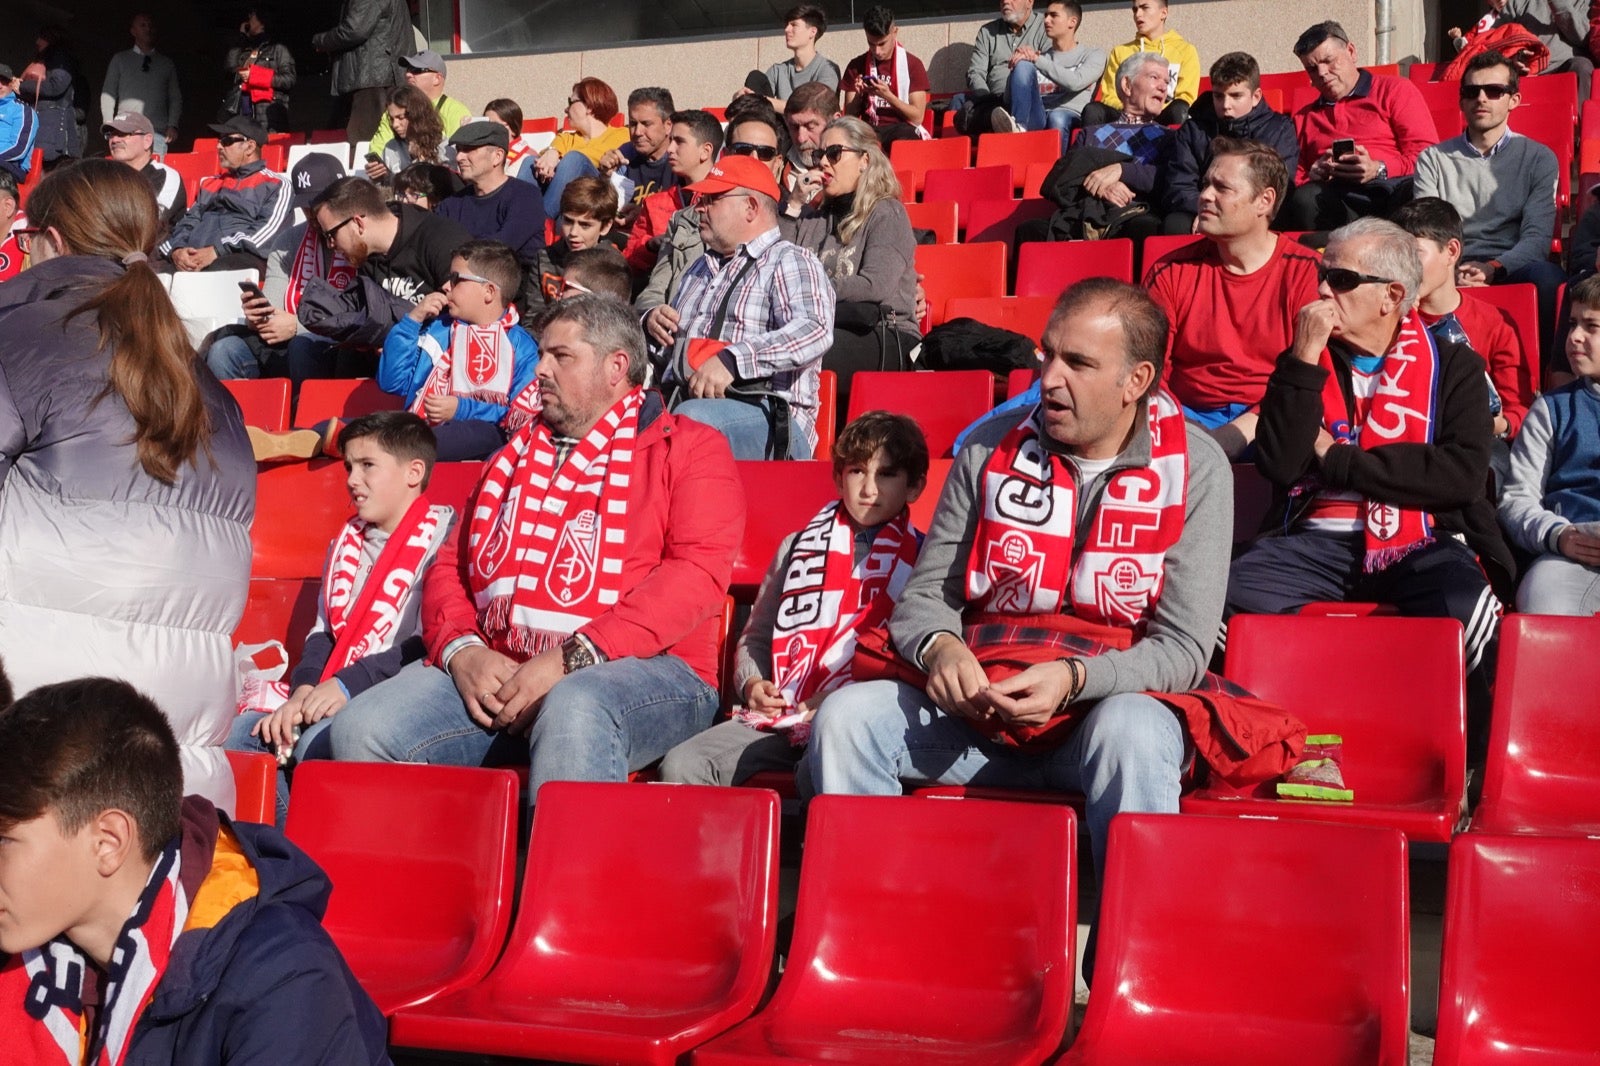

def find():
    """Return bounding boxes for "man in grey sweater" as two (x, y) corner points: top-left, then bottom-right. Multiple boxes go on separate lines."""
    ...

(100, 13), (181, 154)
(957, 0), (1051, 134)
(1414, 50), (1564, 364)
(802, 278), (1232, 891)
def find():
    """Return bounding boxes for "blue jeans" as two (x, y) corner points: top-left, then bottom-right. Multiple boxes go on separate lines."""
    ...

(542, 151), (600, 219)
(1006, 61), (1081, 148)
(327, 656), (720, 805)
(225, 710), (337, 828)
(675, 397), (813, 459)
(799, 679), (1184, 884)
(206, 333), (266, 380)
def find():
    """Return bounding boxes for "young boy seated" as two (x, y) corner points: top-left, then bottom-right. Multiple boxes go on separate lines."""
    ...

(228, 411), (455, 824)
(660, 411), (928, 786)
(528, 176), (626, 312)
(1500, 273), (1600, 615)
(0, 674), (391, 1064)
(377, 238), (542, 460)
(1394, 198), (1535, 494)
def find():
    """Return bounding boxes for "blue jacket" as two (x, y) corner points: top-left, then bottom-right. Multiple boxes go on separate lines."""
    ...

(379, 312), (540, 424)
(0, 92), (38, 178)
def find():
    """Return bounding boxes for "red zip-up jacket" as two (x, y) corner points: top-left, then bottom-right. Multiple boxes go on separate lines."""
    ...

(420, 392), (744, 685)
(623, 186), (685, 275)
(1293, 71), (1438, 184)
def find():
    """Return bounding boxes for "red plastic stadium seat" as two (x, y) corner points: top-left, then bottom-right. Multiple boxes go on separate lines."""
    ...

(966, 197), (1054, 258)
(1519, 71), (1580, 123)
(1021, 161), (1053, 198)
(309, 128), (347, 144)
(285, 763), (520, 1015)
(1006, 366), (1038, 398)
(1407, 62), (1438, 82)
(251, 460), (352, 578)
(945, 295), (1055, 341)
(915, 241), (1007, 328)
(1473, 615), (1600, 835)
(391, 782), (780, 1065)
(1462, 283), (1540, 366)
(1061, 813), (1410, 1066)
(1137, 233), (1204, 277)
(1432, 833), (1600, 1065)
(233, 577), (320, 663)
(223, 378), (291, 432)
(922, 165), (1013, 230)
(1414, 79), (1467, 138)
(692, 795), (1075, 1066)
(847, 370), (994, 459)
(887, 136), (969, 196)
(908, 458), (951, 532)
(904, 199), (959, 244)
(191, 137), (220, 157)
(1015, 238), (1135, 296)
(293, 377), (402, 427)
(1258, 70), (1310, 95)
(732, 461), (839, 597)
(813, 369), (837, 459)
(1182, 615), (1467, 842)
(225, 751), (277, 824)
(423, 461), (485, 514)
(976, 129), (1062, 192)
(162, 152), (213, 202)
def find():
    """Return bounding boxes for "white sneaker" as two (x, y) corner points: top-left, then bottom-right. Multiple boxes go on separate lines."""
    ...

(991, 107), (1024, 134)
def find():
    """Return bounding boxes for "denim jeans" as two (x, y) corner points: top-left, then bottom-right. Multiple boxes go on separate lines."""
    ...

(798, 679), (1185, 883)
(225, 710), (337, 828)
(1005, 60), (1081, 149)
(1516, 554), (1600, 615)
(206, 333), (266, 380)
(542, 151), (600, 219)
(674, 397), (813, 459)
(327, 656), (720, 805)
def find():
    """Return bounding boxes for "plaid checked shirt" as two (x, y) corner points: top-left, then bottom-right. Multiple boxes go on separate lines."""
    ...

(666, 226), (836, 450)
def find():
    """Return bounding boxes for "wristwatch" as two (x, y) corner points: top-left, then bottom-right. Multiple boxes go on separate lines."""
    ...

(561, 636), (599, 675)
(1374, 161), (1389, 181)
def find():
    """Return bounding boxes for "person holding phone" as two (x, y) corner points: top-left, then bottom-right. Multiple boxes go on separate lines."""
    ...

(840, 6), (930, 146)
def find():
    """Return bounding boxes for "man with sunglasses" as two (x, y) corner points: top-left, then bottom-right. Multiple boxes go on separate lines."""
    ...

(99, 13), (180, 155)
(157, 116), (290, 273)
(1226, 217), (1514, 746)
(103, 111), (185, 233)
(1415, 50), (1564, 368)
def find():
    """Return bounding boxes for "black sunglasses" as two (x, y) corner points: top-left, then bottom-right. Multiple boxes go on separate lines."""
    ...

(1317, 264), (1393, 293)
(805, 145), (868, 167)
(1459, 83), (1513, 101)
(725, 142), (780, 162)
(320, 214), (359, 247)
(219, 135), (251, 147)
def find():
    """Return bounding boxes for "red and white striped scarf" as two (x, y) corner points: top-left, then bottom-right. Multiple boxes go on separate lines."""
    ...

(1308, 309), (1441, 572)
(965, 391), (1189, 629)
(863, 45), (930, 138)
(412, 308), (523, 422)
(321, 497), (452, 681)
(468, 389), (643, 657)
(283, 224), (356, 315)
(768, 501), (922, 707)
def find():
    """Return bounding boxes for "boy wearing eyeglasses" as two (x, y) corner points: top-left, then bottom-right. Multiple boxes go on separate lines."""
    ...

(376, 238), (540, 460)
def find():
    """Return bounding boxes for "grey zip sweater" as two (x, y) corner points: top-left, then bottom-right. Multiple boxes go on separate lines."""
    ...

(889, 406), (1232, 701)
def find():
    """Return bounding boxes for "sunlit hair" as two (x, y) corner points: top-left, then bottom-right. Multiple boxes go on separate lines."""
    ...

(388, 84), (444, 163)
(820, 116), (902, 245)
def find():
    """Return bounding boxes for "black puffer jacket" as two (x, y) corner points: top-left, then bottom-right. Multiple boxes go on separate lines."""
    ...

(1162, 94), (1299, 217)
(313, 0), (411, 96)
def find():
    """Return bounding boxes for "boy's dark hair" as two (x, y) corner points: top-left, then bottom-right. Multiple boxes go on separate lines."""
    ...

(627, 86), (676, 124)
(1466, 49), (1520, 93)
(1293, 20), (1350, 58)
(392, 162), (456, 206)
(1392, 196), (1464, 247)
(564, 246), (632, 301)
(338, 410), (438, 487)
(1210, 51), (1261, 91)
(1569, 272), (1600, 312)
(786, 80), (840, 120)
(453, 238), (523, 306)
(0, 678), (181, 862)
(786, 4), (828, 37)
(560, 175), (619, 225)
(863, 5), (896, 39)
(832, 410), (930, 487)
(1045, 0), (1083, 20)
(671, 109), (725, 156)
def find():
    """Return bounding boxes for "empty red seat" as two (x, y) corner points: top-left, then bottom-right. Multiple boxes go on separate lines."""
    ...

(1015, 238), (1135, 296)
(966, 196), (1054, 257)
(907, 458), (952, 532)
(162, 152), (213, 201)
(1137, 233), (1204, 277)
(223, 378), (291, 432)
(309, 128), (348, 144)
(391, 782), (780, 1065)
(225, 750), (277, 824)
(1462, 282), (1540, 365)
(1022, 161), (1053, 198)
(293, 377), (402, 427)
(848, 370), (994, 459)
(234, 577), (320, 662)
(887, 136), (970, 196)
(922, 165), (1013, 230)
(904, 198), (959, 244)
(692, 794), (1076, 1066)
(915, 241), (1007, 329)
(285, 762), (520, 1015)
(1182, 614), (1467, 842)
(1473, 615), (1600, 835)
(945, 295), (1055, 341)
(975, 129), (1062, 192)
(732, 460), (839, 596)
(251, 460), (352, 578)
(423, 461), (486, 514)
(1432, 832), (1600, 1065)
(1006, 366), (1038, 398)
(1061, 813), (1409, 1066)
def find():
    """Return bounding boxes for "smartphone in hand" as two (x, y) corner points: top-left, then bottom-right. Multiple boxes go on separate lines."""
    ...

(1331, 137), (1356, 160)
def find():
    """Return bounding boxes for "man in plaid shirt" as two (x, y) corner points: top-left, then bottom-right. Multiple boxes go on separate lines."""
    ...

(645, 155), (834, 459)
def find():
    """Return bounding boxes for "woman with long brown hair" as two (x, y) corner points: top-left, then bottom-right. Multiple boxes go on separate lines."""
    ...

(0, 159), (255, 811)
(367, 83), (448, 182)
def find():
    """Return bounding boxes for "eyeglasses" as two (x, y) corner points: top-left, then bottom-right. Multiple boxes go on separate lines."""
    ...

(805, 145), (868, 167)
(693, 190), (748, 210)
(445, 270), (495, 290)
(219, 135), (251, 147)
(567, 96), (581, 106)
(13, 227), (40, 255)
(725, 142), (780, 162)
(1459, 83), (1513, 101)
(320, 214), (359, 247)
(1317, 264), (1393, 293)
(560, 278), (593, 296)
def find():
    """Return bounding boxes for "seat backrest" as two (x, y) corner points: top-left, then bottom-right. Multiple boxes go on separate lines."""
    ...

(252, 460), (353, 578)
(1080, 813), (1409, 1065)
(234, 577), (321, 662)
(945, 295), (1055, 342)
(1463, 283), (1539, 363)
(424, 461), (486, 515)
(294, 377), (403, 426)
(499, 782), (779, 1010)
(903, 199), (958, 244)
(223, 378), (291, 432)
(1022, 160), (1053, 198)
(847, 370), (994, 459)
(887, 137), (970, 195)
(1476, 615), (1600, 834)
(225, 750), (277, 824)
(1434, 833), (1600, 1063)
(1224, 615), (1466, 808)
(163, 268), (256, 347)
(921, 165), (1013, 229)
(1006, 366), (1038, 398)
(908, 458), (952, 532)
(914, 241), (1007, 328)
(1016, 238), (1135, 296)
(286, 144), (349, 180)
(967, 197), (1054, 255)
(1517, 70), (1579, 122)
(813, 369), (838, 460)
(975, 129), (1063, 191)
(285, 763), (520, 1003)
(772, 795), (1074, 1045)
(1137, 233), (1204, 278)
(732, 460), (838, 594)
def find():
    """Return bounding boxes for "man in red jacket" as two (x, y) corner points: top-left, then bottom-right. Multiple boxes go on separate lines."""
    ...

(1279, 21), (1438, 233)
(326, 294), (744, 800)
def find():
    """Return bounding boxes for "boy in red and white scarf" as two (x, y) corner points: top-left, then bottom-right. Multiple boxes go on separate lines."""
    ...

(1227, 218), (1514, 747)
(0, 676), (390, 1066)
(661, 412), (929, 786)
(227, 412), (454, 825)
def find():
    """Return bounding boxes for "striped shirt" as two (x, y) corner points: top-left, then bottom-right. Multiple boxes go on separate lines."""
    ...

(666, 226), (835, 450)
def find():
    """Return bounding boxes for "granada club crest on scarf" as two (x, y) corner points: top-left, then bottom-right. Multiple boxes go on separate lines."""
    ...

(412, 307), (523, 421)
(468, 389), (643, 656)
(965, 391), (1189, 629)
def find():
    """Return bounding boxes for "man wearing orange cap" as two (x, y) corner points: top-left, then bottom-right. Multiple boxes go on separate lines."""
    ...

(647, 154), (835, 460)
